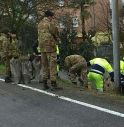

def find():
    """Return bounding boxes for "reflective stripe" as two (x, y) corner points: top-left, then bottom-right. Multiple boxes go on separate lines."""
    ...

(91, 64), (105, 74)
(90, 69), (104, 75)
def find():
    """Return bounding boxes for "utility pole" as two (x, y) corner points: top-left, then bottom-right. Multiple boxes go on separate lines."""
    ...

(111, 0), (120, 91)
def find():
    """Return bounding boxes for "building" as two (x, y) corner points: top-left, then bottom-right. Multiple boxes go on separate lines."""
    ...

(37, 0), (123, 37)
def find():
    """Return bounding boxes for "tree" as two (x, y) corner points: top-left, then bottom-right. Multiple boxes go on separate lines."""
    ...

(67, 0), (95, 41)
(59, 13), (77, 68)
(0, 0), (58, 53)
(0, 0), (58, 33)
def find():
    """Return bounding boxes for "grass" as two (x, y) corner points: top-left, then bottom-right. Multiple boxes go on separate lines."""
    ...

(0, 64), (6, 74)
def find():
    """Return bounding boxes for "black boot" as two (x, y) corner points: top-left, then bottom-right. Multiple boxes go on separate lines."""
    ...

(51, 81), (57, 87)
(51, 81), (63, 90)
(48, 81), (56, 91)
(5, 76), (12, 83)
(43, 80), (49, 90)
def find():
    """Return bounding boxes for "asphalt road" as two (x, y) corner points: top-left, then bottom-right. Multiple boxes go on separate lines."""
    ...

(0, 80), (124, 127)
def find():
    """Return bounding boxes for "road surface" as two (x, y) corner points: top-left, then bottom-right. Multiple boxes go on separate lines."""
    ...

(0, 79), (124, 127)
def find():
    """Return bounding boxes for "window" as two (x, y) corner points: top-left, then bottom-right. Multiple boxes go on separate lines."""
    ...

(59, 22), (65, 28)
(58, 0), (64, 7)
(72, 17), (78, 28)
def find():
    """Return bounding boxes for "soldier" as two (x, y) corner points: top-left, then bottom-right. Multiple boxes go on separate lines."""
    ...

(38, 10), (60, 90)
(9, 32), (22, 84)
(0, 32), (6, 62)
(64, 55), (87, 85)
(1, 29), (12, 82)
(87, 58), (114, 92)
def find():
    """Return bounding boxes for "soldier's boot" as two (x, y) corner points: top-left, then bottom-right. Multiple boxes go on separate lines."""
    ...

(51, 81), (63, 91)
(43, 80), (49, 90)
(47, 81), (55, 91)
(5, 71), (12, 83)
(5, 76), (12, 83)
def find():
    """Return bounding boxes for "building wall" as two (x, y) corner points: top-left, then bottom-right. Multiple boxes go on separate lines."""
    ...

(37, 0), (122, 34)
(55, 0), (111, 33)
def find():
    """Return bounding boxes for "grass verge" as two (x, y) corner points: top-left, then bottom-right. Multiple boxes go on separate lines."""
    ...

(0, 64), (5, 75)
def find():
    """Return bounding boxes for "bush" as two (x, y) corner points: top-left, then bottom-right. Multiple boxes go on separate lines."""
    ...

(59, 29), (77, 68)
(0, 64), (6, 75)
(79, 39), (95, 62)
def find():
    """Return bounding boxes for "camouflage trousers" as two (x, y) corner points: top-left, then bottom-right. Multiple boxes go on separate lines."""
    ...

(41, 52), (57, 82)
(5, 58), (11, 77)
(69, 60), (87, 84)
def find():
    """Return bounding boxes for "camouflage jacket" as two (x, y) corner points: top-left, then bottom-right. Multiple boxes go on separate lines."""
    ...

(0, 33), (8, 57)
(65, 55), (86, 68)
(38, 17), (59, 53)
(2, 37), (20, 59)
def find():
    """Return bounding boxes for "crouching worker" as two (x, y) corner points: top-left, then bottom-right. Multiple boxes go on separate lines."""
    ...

(87, 58), (114, 93)
(64, 55), (87, 86)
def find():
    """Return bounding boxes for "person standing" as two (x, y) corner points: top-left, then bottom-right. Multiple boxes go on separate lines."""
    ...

(64, 55), (87, 85)
(0, 31), (7, 63)
(2, 30), (21, 83)
(1, 30), (12, 82)
(38, 10), (59, 90)
(9, 32), (22, 84)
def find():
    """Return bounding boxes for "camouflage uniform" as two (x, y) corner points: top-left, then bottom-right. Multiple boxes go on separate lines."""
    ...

(65, 55), (87, 85)
(0, 33), (6, 62)
(1, 34), (11, 78)
(7, 36), (21, 83)
(38, 16), (58, 85)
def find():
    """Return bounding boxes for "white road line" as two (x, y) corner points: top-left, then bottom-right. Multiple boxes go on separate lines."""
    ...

(0, 78), (124, 118)
(0, 78), (5, 82)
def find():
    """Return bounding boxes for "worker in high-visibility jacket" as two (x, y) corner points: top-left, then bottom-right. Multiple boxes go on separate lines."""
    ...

(120, 59), (124, 86)
(87, 58), (114, 92)
(56, 44), (60, 76)
(120, 60), (124, 75)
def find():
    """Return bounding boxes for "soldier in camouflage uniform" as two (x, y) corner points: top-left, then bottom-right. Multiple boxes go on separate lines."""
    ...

(0, 30), (12, 82)
(2, 31), (20, 83)
(65, 55), (87, 85)
(0, 32), (7, 63)
(38, 10), (59, 90)
(9, 32), (22, 84)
